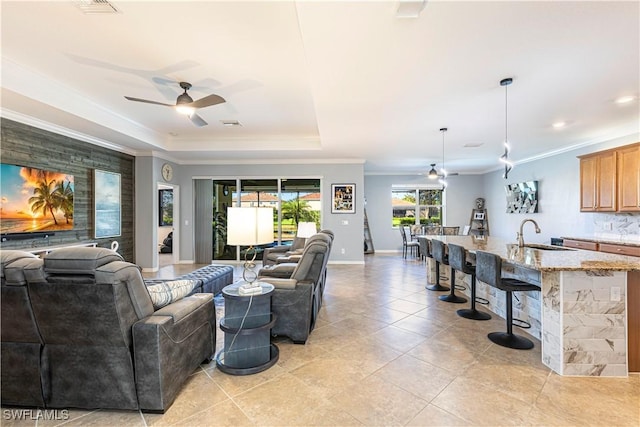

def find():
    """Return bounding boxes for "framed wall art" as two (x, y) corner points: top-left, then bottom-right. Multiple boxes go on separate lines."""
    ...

(94, 169), (121, 238)
(332, 183), (355, 214)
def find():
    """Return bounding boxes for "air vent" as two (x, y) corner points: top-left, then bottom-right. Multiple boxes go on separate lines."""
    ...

(74, 0), (119, 14)
(221, 120), (242, 127)
(464, 142), (484, 148)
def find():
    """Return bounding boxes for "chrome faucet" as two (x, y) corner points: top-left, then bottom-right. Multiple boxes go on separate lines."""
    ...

(517, 219), (541, 247)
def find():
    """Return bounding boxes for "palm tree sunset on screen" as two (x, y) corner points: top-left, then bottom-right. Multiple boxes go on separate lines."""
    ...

(0, 164), (74, 233)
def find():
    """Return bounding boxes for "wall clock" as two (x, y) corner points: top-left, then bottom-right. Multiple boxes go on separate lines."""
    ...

(161, 163), (173, 182)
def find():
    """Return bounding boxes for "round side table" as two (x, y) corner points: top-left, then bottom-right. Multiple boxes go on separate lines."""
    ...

(215, 282), (279, 375)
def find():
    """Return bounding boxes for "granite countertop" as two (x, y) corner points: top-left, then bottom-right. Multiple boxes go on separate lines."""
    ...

(561, 236), (640, 248)
(417, 235), (640, 272)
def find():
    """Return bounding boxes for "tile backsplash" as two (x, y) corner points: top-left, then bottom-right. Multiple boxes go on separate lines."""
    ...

(593, 213), (640, 242)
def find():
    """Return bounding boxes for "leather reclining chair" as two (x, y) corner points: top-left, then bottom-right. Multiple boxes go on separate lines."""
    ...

(262, 236), (306, 266)
(1, 250), (46, 407)
(2, 247), (216, 412)
(272, 229), (335, 265)
(258, 235), (332, 344)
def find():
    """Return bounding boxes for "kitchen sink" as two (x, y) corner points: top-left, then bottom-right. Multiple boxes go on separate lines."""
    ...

(523, 243), (574, 251)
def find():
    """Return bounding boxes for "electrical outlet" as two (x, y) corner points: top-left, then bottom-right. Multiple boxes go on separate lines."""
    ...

(603, 222), (613, 231)
(341, 248), (345, 254)
(341, 220), (349, 225)
(611, 287), (621, 302)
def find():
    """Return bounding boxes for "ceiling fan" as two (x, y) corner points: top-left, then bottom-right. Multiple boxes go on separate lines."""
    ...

(124, 81), (225, 127)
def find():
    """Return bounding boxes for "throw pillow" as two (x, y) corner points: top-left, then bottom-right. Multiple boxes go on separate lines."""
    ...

(146, 279), (199, 310)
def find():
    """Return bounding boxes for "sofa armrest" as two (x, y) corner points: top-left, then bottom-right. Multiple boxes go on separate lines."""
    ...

(258, 263), (296, 279)
(276, 254), (302, 264)
(152, 293), (212, 324)
(257, 277), (298, 290)
(132, 293), (215, 412)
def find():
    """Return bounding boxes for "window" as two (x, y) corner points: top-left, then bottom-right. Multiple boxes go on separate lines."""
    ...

(392, 187), (443, 227)
(159, 189), (173, 226)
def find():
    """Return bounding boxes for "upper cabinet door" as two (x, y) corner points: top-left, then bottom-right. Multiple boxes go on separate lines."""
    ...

(580, 155), (598, 212)
(618, 144), (640, 212)
(596, 150), (617, 212)
(579, 150), (617, 212)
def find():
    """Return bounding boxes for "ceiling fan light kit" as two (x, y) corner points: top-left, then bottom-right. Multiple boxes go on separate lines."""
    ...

(428, 163), (438, 179)
(124, 81), (226, 127)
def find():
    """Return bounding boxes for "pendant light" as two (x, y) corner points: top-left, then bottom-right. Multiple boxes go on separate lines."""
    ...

(499, 77), (514, 179)
(427, 163), (438, 179)
(439, 127), (448, 189)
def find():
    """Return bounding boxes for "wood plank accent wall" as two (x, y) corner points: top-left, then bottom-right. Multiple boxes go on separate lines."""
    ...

(0, 118), (135, 261)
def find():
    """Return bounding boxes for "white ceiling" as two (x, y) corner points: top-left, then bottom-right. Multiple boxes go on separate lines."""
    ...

(1, 1), (638, 175)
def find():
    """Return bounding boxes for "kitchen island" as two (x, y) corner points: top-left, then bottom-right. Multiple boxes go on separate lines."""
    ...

(418, 235), (640, 377)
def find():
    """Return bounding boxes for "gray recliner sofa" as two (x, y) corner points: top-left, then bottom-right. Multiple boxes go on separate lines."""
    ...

(1, 250), (47, 407)
(262, 236), (306, 266)
(0, 247), (216, 412)
(258, 235), (331, 343)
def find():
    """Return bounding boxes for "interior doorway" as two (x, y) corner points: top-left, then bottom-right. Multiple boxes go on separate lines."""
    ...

(157, 183), (179, 267)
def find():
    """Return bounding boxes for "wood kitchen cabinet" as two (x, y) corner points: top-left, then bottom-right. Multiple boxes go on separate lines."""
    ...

(579, 142), (640, 212)
(579, 150), (617, 212)
(617, 144), (640, 212)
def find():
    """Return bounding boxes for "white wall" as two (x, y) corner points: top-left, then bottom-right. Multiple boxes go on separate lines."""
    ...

(135, 134), (638, 267)
(484, 133), (640, 243)
(363, 133), (639, 252)
(169, 162), (364, 265)
(364, 174), (484, 252)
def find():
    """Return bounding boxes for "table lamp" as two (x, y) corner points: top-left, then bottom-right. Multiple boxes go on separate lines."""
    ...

(296, 222), (317, 241)
(227, 207), (274, 294)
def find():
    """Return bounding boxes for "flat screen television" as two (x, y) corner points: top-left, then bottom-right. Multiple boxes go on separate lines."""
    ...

(0, 163), (74, 235)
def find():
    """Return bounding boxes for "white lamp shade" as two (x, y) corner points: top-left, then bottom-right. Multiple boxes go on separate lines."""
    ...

(226, 207), (274, 246)
(296, 222), (317, 238)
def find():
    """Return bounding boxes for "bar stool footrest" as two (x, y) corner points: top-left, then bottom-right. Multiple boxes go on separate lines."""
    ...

(512, 318), (531, 329)
(475, 297), (490, 305)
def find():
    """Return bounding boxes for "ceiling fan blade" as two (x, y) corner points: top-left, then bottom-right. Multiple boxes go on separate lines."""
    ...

(190, 94), (226, 109)
(189, 113), (208, 127)
(124, 96), (174, 107)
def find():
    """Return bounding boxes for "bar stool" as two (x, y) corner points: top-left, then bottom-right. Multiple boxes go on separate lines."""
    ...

(475, 250), (541, 349)
(417, 236), (429, 262)
(448, 243), (491, 320)
(426, 239), (450, 292)
(432, 240), (467, 304)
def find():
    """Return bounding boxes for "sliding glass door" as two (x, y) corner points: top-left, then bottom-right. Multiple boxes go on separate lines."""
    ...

(210, 178), (321, 262)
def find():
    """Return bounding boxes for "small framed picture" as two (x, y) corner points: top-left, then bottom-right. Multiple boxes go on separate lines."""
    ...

(332, 184), (355, 214)
(474, 212), (485, 220)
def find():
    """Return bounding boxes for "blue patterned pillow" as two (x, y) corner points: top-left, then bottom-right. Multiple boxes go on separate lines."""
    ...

(146, 279), (199, 309)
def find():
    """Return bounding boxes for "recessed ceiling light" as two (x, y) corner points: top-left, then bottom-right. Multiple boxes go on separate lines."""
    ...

(168, 132), (178, 136)
(552, 121), (566, 129)
(221, 120), (242, 127)
(463, 142), (483, 148)
(615, 95), (636, 104)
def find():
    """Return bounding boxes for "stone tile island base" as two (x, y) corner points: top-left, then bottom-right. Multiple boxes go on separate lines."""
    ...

(542, 270), (626, 377)
(427, 259), (628, 377)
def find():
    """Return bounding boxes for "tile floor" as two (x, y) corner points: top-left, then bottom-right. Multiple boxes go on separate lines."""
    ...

(3, 253), (639, 426)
